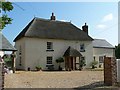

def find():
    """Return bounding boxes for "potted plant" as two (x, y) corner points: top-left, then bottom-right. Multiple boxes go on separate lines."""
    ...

(90, 60), (98, 69)
(35, 65), (42, 71)
(56, 57), (64, 71)
(79, 59), (86, 70)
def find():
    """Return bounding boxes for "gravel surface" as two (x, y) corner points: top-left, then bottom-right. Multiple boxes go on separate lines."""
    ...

(4, 71), (104, 89)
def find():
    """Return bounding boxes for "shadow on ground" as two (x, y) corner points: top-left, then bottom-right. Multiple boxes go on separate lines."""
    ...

(73, 81), (120, 90)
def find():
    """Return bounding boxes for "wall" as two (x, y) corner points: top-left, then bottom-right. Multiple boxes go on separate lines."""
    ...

(93, 48), (114, 67)
(15, 37), (93, 70)
(15, 38), (26, 70)
(0, 62), (4, 90)
(104, 57), (117, 85)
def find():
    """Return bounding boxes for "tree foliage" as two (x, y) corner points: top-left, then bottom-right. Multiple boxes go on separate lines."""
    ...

(115, 44), (120, 59)
(0, 1), (13, 30)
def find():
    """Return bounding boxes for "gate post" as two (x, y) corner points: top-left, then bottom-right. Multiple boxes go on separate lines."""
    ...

(0, 62), (4, 90)
(104, 56), (117, 86)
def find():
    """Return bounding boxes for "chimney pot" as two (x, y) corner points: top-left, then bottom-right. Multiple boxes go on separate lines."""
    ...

(82, 23), (88, 34)
(50, 12), (56, 20)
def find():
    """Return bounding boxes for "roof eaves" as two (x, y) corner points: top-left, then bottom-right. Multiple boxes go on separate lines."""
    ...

(13, 18), (35, 42)
(93, 46), (115, 49)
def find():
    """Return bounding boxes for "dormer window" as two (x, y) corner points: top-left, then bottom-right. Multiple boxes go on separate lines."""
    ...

(46, 42), (54, 51)
(80, 44), (85, 52)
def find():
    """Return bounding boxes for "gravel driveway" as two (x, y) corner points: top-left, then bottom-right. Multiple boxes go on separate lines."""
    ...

(4, 71), (104, 89)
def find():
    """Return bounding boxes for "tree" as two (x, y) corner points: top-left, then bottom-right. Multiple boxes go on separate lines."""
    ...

(0, 1), (13, 30)
(115, 44), (120, 59)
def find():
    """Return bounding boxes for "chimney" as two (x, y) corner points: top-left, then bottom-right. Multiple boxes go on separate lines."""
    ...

(50, 12), (56, 20)
(82, 23), (88, 34)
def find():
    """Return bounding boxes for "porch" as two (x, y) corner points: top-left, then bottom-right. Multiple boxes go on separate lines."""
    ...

(63, 46), (82, 71)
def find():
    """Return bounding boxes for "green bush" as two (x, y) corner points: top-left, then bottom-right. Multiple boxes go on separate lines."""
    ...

(35, 65), (42, 71)
(90, 60), (98, 69)
(79, 59), (86, 70)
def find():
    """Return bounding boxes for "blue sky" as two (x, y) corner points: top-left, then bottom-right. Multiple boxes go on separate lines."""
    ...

(2, 2), (118, 46)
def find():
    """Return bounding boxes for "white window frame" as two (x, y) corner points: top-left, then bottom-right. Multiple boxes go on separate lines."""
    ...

(47, 42), (53, 50)
(99, 56), (104, 63)
(46, 56), (53, 65)
(80, 44), (85, 52)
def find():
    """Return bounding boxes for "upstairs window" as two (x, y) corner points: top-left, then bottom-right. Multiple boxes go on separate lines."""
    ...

(80, 44), (85, 52)
(47, 42), (54, 51)
(46, 56), (52, 65)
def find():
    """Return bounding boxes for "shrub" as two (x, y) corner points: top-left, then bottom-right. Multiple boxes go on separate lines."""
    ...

(35, 66), (42, 71)
(90, 60), (98, 69)
(79, 59), (86, 70)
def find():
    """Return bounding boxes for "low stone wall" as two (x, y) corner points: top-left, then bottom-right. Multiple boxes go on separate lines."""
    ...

(0, 62), (4, 90)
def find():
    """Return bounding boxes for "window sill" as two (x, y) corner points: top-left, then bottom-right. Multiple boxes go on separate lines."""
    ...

(46, 49), (54, 51)
(46, 64), (54, 67)
(80, 50), (85, 52)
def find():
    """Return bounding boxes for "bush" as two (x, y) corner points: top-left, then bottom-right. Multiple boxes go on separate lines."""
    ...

(35, 66), (42, 71)
(90, 60), (98, 69)
(79, 59), (86, 70)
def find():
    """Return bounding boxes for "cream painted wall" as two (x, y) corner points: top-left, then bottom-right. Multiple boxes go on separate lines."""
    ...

(93, 48), (114, 67)
(15, 37), (93, 70)
(15, 38), (26, 70)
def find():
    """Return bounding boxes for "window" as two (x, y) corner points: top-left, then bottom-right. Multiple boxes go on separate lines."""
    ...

(47, 42), (53, 51)
(99, 56), (104, 63)
(47, 56), (52, 64)
(80, 44), (85, 52)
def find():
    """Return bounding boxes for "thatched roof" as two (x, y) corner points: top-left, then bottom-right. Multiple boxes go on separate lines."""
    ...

(14, 17), (93, 42)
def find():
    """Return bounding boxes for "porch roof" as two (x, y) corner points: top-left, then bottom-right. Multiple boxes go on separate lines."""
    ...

(63, 46), (82, 57)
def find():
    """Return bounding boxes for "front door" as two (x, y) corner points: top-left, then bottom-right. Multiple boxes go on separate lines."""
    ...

(65, 57), (76, 71)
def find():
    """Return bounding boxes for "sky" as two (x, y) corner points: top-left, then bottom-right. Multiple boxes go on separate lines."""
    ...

(2, 2), (118, 46)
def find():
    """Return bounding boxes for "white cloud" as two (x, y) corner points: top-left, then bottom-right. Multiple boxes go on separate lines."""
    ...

(60, 20), (67, 22)
(102, 13), (113, 22)
(97, 24), (107, 29)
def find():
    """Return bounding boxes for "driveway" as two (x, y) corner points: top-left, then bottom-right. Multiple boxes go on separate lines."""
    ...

(4, 70), (104, 89)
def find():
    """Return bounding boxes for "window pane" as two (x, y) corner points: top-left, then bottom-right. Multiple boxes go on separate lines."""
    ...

(80, 44), (85, 52)
(47, 56), (52, 64)
(99, 56), (104, 63)
(47, 42), (53, 50)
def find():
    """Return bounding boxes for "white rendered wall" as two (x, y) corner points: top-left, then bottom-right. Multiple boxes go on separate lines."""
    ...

(15, 37), (93, 70)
